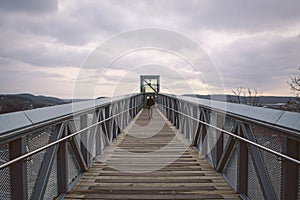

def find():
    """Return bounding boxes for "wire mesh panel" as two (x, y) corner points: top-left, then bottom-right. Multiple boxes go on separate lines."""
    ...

(206, 112), (219, 166)
(248, 152), (265, 200)
(44, 156), (58, 200)
(250, 124), (282, 199)
(26, 130), (52, 199)
(206, 127), (217, 165)
(67, 142), (81, 184)
(223, 118), (235, 149)
(0, 144), (11, 200)
(223, 143), (238, 190)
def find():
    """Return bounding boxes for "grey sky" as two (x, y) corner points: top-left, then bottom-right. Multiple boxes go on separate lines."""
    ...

(0, 0), (299, 98)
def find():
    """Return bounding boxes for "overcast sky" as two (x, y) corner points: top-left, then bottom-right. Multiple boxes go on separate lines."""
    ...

(0, 0), (300, 98)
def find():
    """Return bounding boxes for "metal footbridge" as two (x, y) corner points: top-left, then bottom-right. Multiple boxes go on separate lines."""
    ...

(0, 78), (300, 200)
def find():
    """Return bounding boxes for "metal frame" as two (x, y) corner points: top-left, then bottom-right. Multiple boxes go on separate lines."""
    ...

(1, 92), (299, 200)
(140, 75), (160, 93)
(157, 93), (300, 200)
(0, 94), (143, 200)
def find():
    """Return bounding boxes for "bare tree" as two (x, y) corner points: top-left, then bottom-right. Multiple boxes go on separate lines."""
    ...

(231, 86), (243, 104)
(230, 87), (261, 106)
(286, 68), (300, 112)
(246, 88), (261, 106)
(287, 68), (300, 96)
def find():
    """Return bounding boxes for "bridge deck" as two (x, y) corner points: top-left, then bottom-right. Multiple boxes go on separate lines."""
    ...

(65, 108), (240, 200)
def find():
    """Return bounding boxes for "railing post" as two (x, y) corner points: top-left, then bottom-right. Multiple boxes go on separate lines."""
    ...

(57, 126), (68, 195)
(200, 109), (208, 156)
(281, 136), (299, 200)
(80, 114), (89, 166)
(105, 106), (111, 141)
(174, 100), (179, 129)
(237, 124), (248, 196)
(215, 114), (224, 168)
(171, 98), (174, 125)
(9, 136), (27, 200)
(167, 97), (171, 119)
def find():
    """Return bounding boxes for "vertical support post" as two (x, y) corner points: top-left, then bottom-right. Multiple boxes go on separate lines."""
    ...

(191, 106), (197, 144)
(215, 114), (224, 168)
(168, 98), (171, 120)
(175, 100), (179, 129)
(171, 99), (175, 124)
(96, 123), (102, 156)
(80, 114), (88, 166)
(57, 126), (68, 194)
(193, 107), (200, 146)
(237, 124), (248, 195)
(237, 142), (248, 194)
(200, 109), (208, 156)
(237, 125), (248, 195)
(281, 137), (299, 200)
(105, 106), (111, 141)
(133, 97), (136, 116)
(9, 136), (27, 200)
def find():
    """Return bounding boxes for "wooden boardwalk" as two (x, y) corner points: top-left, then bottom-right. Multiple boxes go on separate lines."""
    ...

(65, 108), (240, 200)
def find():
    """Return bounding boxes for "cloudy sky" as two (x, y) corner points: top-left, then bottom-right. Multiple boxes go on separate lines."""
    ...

(1, 0), (300, 98)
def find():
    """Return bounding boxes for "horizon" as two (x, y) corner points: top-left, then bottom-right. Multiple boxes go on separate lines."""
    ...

(0, 92), (298, 100)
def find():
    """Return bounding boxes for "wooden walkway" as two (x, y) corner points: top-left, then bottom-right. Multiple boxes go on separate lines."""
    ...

(65, 108), (240, 200)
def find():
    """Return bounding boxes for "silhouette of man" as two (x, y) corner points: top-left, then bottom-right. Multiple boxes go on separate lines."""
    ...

(146, 96), (155, 119)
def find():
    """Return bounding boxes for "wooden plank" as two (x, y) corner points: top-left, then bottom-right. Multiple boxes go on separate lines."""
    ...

(84, 194), (223, 199)
(65, 108), (240, 200)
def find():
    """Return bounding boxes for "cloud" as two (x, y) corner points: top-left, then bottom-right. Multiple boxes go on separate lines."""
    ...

(0, 32), (89, 67)
(0, 57), (80, 97)
(0, 0), (58, 13)
(0, 0), (300, 97)
(159, 0), (300, 32)
(213, 33), (300, 94)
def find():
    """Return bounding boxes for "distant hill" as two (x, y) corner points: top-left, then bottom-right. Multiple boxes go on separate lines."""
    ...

(0, 93), (70, 114)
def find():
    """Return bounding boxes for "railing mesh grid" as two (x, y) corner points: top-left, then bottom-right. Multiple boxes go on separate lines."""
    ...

(0, 144), (11, 200)
(67, 142), (80, 184)
(223, 142), (238, 190)
(26, 130), (52, 199)
(251, 124), (282, 199)
(44, 156), (58, 199)
(248, 151), (264, 200)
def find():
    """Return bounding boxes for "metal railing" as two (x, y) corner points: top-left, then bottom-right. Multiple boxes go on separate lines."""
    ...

(1, 92), (299, 200)
(0, 94), (144, 200)
(157, 93), (300, 200)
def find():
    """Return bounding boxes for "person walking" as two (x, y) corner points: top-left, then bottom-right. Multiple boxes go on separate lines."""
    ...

(146, 96), (155, 119)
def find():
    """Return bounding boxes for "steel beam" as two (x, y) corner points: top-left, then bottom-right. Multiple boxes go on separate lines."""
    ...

(9, 136), (27, 200)
(216, 123), (238, 172)
(80, 114), (88, 166)
(281, 136), (299, 200)
(57, 126), (68, 195)
(215, 114), (224, 168)
(237, 124), (248, 195)
(67, 121), (88, 171)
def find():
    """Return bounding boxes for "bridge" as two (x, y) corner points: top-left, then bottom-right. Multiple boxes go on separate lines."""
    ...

(0, 78), (300, 200)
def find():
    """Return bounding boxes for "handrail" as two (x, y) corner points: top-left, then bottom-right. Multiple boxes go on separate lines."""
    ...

(0, 105), (138, 170)
(159, 93), (300, 137)
(0, 93), (141, 142)
(163, 105), (300, 165)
